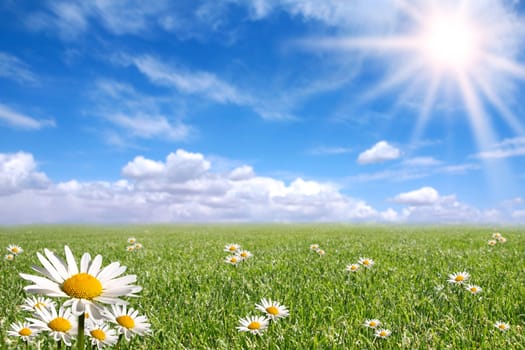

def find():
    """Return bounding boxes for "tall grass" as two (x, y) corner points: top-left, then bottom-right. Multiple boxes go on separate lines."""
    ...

(0, 224), (524, 349)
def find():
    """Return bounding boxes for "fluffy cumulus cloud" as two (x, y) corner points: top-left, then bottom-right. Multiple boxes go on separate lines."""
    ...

(392, 186), (441, 206)
(357, 141), (401, 164)
(0, 149), (395, 224)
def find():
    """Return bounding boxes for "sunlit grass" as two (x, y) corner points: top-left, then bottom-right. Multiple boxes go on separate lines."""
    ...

(0, 224), (524, 349)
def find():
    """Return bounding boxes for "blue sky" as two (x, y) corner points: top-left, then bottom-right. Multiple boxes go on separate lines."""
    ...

(1, 0), (525, 224)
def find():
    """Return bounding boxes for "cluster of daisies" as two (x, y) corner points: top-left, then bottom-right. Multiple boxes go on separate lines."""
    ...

(224, 243), (252, 266)
(9, 245), (150, 349)
(448, 271), (511, 332)
(447, 271), (482, 295)
(363, 319), (391, 339)
(5, 244), (23, 261)
(126, 237), (143, 252)
(488, 232), (507, 246)
(237, 298), (289, 335)
(309, 244), (325, 256)
(346, 257), (375, 273)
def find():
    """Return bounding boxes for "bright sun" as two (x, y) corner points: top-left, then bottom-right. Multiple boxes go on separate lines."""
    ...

(421, 16), (479, 70)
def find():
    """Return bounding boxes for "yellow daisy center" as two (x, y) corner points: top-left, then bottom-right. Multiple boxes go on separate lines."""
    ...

(116, 315), (135, 329)
(369, 321), (377, 327)
(19, 328), (32, 336)
(62, 273), (103, 300)
(499, 324), (507, 329)
(470, 287), (477, 292)
(455, 275), (465, 282)
(247, 321), (261, 330)
(241, 252), (248, 257)
(363, 260), (370, 265)
(231, 257), (238, 263)
(90, 329), (106, 341)
(266, 306), (279, 315)
(12, 247), (19, 253)
(379, 330), (387, 337)
(351, 266), (358, 270)
(229, 246), (237, 251)
(48, 317), (72, 332)
(34, 302), (46, 309)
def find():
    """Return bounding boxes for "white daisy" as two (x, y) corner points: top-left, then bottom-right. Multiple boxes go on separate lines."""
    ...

(374, 328), (392, 338)
(497, 236), (507, 243)
(238, 250), (252, 259)
(316, 249), (325, 256)
(363, 319), (381, 329)
(310, 244), (319, 251)
(494, 321), (510, 332)
(127, 237), (136, 244)
(447, 271), (470, 285)
(487, 240), (497, 246)
(492, 232), (502, 239)
(236, 315), (269, 335)
(21, 296), (56, 313)
(5, 253), (14, 261)
(224, 243), (241, 253)
(26, 305), (78, 346)
(465, 284), (482, 294)
(19, 245), (142, 319)
(7, 321), (39, 342)
(86, 319), (118, 349)
(346, 264), (360, 272)
(126, 245), (135, 252)
(134, 243), (143, 250)
(7, 244), (23, 255)
(104, 304), (151, 341)
(255, 298), (290, 320)
(225, 255), (241, 265)
(358, 257), (374, 268)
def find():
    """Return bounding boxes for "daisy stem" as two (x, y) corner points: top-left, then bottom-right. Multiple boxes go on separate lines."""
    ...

(115, 334), (123, 350)
(77, 315), (85, 350)
(57, 340), (63, 350)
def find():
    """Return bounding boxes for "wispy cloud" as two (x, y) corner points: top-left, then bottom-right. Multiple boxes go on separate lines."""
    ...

(0, 103), (55, 130)
(90, 79), (192, 144)
(473, 137), (525, 159)
(307, 146), (353, 156)
(0, 52), (38, 85)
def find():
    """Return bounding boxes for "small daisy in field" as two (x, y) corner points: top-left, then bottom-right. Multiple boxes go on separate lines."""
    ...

(86, 319), (118, 349)
(134, 243), (143, 250)
(448, 271), (470, 285)
(26, 305), (78, 346)
(375, 328), (391, 338)
(224, 243), (241, 253)
(238, 250), (252, 259)
(19, 245), (142, 319)
(488, 240), (497, 246)
(310, 244), (319, 251)
(225, 255), (241, 265)
(316, 249), (325, 256)
(7, 321), (39, 342)
(127, 237), (136, 244)
(5, 253), (14, 261)
(21, 296), (56, 312)
(255, 298), (290, 320)
(7, 244), (23, 255)
(465, 284), (482, 294)
(104, 304), (151, 341)
(358, 257), (374, 268)
(346, 263), (360, 272)
(494, 321), (510, 332)
(497, 236), (507, 243)
(126, 245), (135, 252)
(237, 315), (269, 335)
(363, 319), (381, 329)
(492, 232), (502, 239)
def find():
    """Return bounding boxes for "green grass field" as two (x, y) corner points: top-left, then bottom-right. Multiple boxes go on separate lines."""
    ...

(0, 225), (524, 349)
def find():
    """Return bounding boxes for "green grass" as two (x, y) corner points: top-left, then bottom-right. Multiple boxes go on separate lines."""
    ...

(0, 224), (524, 349)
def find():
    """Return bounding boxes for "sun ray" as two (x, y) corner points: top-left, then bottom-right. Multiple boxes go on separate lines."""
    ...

(472, 73), (525, 136)
(484, 54), (525, 80)
(412, 73), (442, 143)
(394, 0), (426, 24)
(312, 36), (419, 51)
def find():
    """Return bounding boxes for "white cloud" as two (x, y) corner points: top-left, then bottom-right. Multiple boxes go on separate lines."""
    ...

(392, 186), (440, 206)
(474, 137), (525, 159)
(229, 165), (255, 181)
(129, 55), (250, 105)
(0, 52), (37, 85)
(403, 157), (441, 167)
(121, 156), (165, 179)
(0, 103), (55, 130)
(0, 152), (50, 195)
(308, 146), (353, 155)
(109, 113), (190, 141)
(357, 141), (401, 164)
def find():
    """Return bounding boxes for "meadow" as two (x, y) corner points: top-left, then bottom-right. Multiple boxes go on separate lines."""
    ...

(0, 224), (524, 349)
